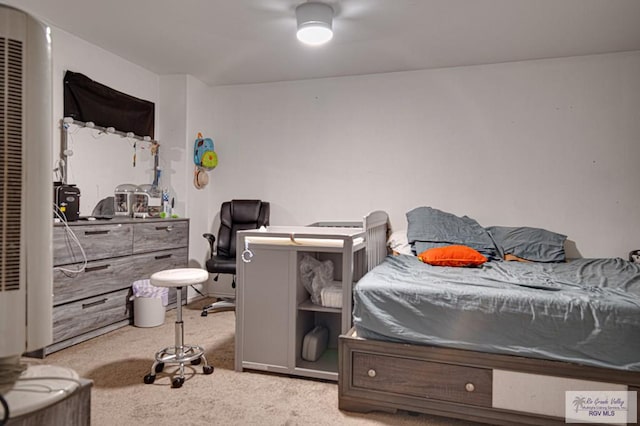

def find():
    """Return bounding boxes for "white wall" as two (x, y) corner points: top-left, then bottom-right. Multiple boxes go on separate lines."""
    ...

(12, 0), (640, 262)
(46, 25), (215, 300)
(184, 75), (215, 261)
(159, 74), (219, 298)
(3, 2), (161, 214)
(158, 74), (187, 213)
(210, 51), (640, 259)
(50, 28), (160, 215)
(47, 29), (215, 299)
(3, 3), (215, 302)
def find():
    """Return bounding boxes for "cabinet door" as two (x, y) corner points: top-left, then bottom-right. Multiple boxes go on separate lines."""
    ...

(238, 247), (291, 370)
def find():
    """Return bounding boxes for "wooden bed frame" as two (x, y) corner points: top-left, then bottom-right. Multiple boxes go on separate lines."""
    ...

(340, 213), (640, 425)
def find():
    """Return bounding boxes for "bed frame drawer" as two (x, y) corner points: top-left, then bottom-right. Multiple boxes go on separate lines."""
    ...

(53, 288), (131, 342)
(340, 329), (640, 425)
(352, 352), (492, 407)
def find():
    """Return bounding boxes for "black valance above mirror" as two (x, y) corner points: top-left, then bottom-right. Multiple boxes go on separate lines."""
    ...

(63, 70), (155, 138)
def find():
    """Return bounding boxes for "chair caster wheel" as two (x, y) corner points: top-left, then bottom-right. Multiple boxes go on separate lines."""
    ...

(172, 377), (184, 388)
(203, 365), (214, 375)
(155, 362), (165, 373)
(191, 358), (202, 366)
(201, 310), (208, 317)
(143, 374), (155, 384)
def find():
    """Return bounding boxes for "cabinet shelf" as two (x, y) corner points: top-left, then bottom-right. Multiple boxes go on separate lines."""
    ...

(296, 348), (339, 374)
(297, 299), (341, 314)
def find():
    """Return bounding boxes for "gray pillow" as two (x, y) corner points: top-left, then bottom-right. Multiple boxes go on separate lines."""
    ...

(486, 226), (567, 262)
(407, 207), (499, 259)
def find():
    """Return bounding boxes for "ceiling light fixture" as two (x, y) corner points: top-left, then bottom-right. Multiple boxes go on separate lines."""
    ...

(296, 2), (334, 46)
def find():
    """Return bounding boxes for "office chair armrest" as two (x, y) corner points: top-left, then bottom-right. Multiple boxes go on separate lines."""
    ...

(202, 233), (216, 259)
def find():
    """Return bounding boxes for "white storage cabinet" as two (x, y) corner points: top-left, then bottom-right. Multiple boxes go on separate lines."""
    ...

(235, 226), (367, 381)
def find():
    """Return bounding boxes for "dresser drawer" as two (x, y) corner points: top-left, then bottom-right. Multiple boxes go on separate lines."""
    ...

(54, 223), (133, 265)
(53, 288), (131, 342)
(133, 220), (189, 254)
(132, 248), (189, 307)
(131, 248), (189, 281)
(352, 352), (492, 407)
(53, 256), (134, 305)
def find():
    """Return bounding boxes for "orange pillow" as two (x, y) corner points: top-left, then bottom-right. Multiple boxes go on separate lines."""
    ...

(418, 245), (487, 267)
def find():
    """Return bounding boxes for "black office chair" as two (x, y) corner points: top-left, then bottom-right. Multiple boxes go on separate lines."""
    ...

(201, 199), (270, 316)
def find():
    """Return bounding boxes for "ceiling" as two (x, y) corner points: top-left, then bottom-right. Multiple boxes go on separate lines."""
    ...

(10, 0), (640, 86)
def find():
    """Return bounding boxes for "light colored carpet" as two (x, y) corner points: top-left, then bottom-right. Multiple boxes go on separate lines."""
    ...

(34, 298), (478, 426)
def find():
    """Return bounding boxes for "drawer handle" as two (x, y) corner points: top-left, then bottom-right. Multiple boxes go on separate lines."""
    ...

(367, 369), (376, 378)
(155, 254), (172, 260)
(465, 382), (475, 392)
(85, 264), (110, 273)
(82, 298), (107, 309)
(155, 225), (174, 232)
(85, 230), (110, 235)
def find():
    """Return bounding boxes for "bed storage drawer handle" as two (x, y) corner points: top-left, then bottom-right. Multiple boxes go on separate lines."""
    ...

(465, 382), (475, 392)
(367, 369), (376, 378)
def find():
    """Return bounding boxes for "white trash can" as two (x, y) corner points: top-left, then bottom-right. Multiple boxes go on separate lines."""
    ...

(131, 279), (169, 327)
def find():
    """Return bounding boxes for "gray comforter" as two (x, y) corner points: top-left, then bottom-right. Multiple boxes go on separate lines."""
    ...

(353, 255), (640, 370)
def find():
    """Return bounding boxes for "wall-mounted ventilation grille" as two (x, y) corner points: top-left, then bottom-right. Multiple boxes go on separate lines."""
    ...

(0, 36), (23, 292)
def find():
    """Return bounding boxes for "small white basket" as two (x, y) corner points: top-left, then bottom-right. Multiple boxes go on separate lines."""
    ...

(131, 279), (168, 327)
(133, 296), (166, 327)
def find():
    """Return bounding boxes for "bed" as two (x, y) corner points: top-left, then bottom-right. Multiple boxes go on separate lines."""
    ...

(339, 207), (640, 425)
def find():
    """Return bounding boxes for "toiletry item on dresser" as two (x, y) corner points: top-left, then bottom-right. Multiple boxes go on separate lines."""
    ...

(162, 189), (170, 215)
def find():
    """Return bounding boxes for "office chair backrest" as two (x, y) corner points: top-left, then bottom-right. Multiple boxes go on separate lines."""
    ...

(217, 199), (270, 258)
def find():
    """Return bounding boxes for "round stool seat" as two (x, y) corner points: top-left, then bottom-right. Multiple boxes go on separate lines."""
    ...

(150, 268), (209, 288)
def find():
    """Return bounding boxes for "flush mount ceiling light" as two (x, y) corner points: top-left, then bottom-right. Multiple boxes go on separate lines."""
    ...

(296, 2), (334, 46)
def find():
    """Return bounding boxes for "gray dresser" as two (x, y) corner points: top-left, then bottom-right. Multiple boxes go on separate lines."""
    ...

(47, 217), (189, 355)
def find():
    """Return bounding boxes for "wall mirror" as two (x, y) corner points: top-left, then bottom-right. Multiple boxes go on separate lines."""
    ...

(58, 123), (159, 216)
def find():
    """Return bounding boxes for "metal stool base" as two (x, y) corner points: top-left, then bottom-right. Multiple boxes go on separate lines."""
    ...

(143, 283), (214, 388)
(155, 344), (206, 365)
(144, 344), (213, 388)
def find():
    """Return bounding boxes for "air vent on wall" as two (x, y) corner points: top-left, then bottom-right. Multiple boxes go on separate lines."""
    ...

(0, 36), (23, 293)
